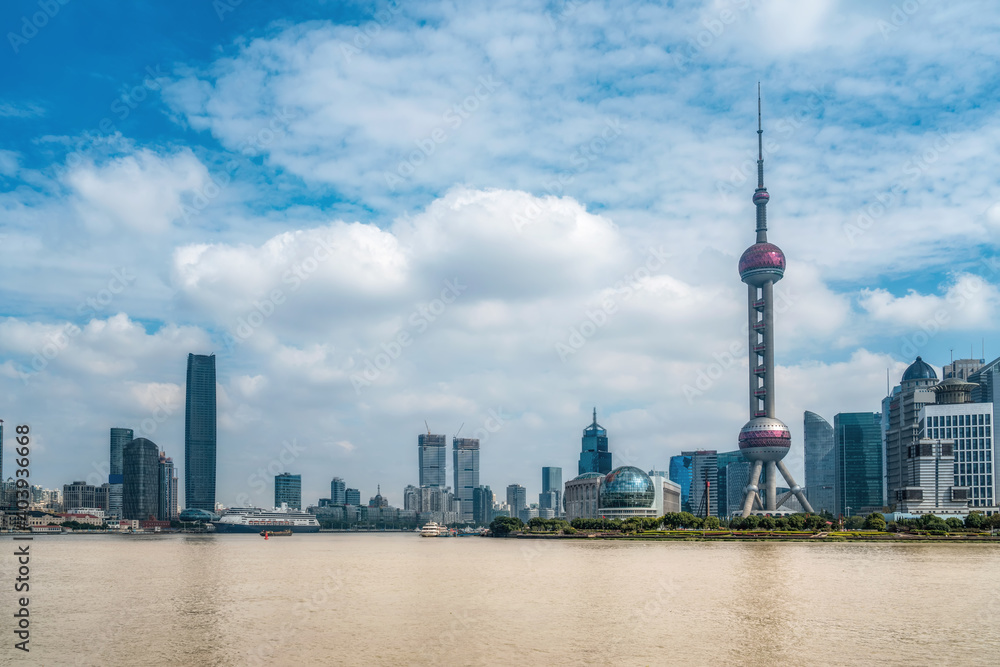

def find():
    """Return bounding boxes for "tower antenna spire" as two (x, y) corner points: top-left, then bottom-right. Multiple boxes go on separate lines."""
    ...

(753, 83), (769, 242)
(757, 82), (764, 184)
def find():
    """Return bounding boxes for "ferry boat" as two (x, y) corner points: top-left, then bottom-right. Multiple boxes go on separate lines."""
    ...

(213, 506), (320, 534)
(260, 529), (293, 537)
(420, 521), (444, 537)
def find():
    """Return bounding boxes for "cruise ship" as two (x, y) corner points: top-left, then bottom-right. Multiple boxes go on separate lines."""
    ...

(212, 506), (321, 534)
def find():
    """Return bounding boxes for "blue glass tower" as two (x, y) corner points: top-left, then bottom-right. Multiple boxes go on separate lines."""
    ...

(274, 473), (302, 510)
(668, 454), (693, 513)
(185, 353), (217, 512)
(109, 427), (134, 519)
(578, 408), (612, 475)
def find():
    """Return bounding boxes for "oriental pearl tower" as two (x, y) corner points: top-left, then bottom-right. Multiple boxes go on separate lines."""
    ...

(737, 87), (813, 518)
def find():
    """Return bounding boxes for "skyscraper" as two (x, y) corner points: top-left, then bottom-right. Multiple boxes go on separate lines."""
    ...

(578, 408), (612, 475)
(714, 450), (744, 518)
(668, 454), (693, 513)
(158, 452), (178, 521)
(886, 357), (939, 505)
(689, 450), (718, 517)
(275, 473), (302, 509)
(345, 488), (361, 505)
(541, 466), (562, 516)
(185, 353), (217, 512)
(506, 484), (526, 518)
(453, 437), (480, 523)
(418, 432), (447, 488)
(834, 413), (884, 516)
(330, 477), (346, 505)
(736, 89), (812, 517)
(123, 438), (159, 520)
(109, 427), (134, 519)
(804, 412), (836, 514)
(473, 485), (492, 525)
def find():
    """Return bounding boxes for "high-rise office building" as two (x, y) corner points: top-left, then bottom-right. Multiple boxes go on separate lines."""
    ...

(804, 412), (836, 514)
(123, 437), (160, 520)
(473, 485), (492, 525)
(834, 413), (884, 517)
(331, 477), (346, 505)
(668, 454), (694, 512)
(275, 473), (302, 509)
(541, 466), (562, 516)
(185, 353), (217, 512)
(345, 488), (361, 506)
(419, 433), (447, 488)
(943, 358), (984, 381)
(108, 427), (133, 519)
(63, 481), (110, 511)
(158, 452), (178, 521)
(453, 437), (479, 523)
(921, 379), (992, 509)
(714, 450), (744, 518)
(578, 408), (612, 475)
(506, 484), (526, 518)
(886, 357), (939, 506)
(688, 450), (718, 517)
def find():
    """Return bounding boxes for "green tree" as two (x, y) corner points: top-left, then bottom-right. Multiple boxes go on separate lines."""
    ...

(787, 514), (806, 530)
(845, 516), (864, 530)
(945, 517), (964, 531)
(742, 514), (761, 530)
(703, 516), (721, 530)
(489, 516), (524, 536)
(759, 516), (776, 530)
(863, 513), (886, 531)
(965, 511), (985, 529)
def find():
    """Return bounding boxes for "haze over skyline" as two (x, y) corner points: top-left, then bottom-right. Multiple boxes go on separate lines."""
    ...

(2, 1), (1000, 506)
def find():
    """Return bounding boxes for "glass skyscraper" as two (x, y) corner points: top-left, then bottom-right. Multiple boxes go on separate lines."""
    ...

(453, 437), (480, 522)
(109, 427), (133, 519)
(123, 437), (160, 520)
(275, 473), (302, 510)
(418, 433), (447, 488)
(804, 411), (836, 514)
(506, 484), (526, 518)
(541, 466), (562, 516)
(668, 454), (693, 513)
(714, 450), (744, 518)
(330, 477), (346, 505)
(688, 451), (718, 517)
(185, 353), (217, 512)
(834, 412), (884, 517)
(346, 488), (361, 505)
(473, 485), (492, 525)
(158, 452), (178, 521)
(578, 409), (612, 475)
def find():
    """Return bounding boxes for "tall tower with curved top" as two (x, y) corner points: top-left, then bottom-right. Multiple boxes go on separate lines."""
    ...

(737, 87), (813, 517)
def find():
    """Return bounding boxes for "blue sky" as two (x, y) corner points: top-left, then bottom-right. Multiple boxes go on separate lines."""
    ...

(2, 0), (1000, 507)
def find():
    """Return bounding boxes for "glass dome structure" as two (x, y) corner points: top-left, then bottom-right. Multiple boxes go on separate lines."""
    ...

(901, 356), (937, 382)
(598, 466), (655, 509)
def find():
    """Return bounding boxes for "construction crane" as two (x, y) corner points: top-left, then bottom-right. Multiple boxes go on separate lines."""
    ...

(454, 422), (464, 438)
(424, 420), (431, 435)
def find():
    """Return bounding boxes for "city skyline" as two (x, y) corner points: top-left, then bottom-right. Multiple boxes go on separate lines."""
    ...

(3, 3), (1000, 508)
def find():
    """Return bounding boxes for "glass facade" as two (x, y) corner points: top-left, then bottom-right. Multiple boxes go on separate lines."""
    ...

(804, 411), (836, 514)
(542, 466), (562, 515)
(330, 477), (346, 505)
(453, 438), (480, 522)
(275, 473), (302, 509)
(578, 410), (612, 475)
(418, 433), (447, 488)
(506, 484), (526, 516)
(598, 467), (654, 508)
(689, 451), (718, 517)
(109, 427), (133, 519)
(834, 412), (883, 516)
(185, 353), (217, 512)
(123, 437), (160, 520)
(668, 454), (693, 512)
(715, 450), (743, 518)
(345, 488), (361, 505)
(923, 405), (994, 507)
(158, 453), (177, 521)
(472, 485), (492, 525)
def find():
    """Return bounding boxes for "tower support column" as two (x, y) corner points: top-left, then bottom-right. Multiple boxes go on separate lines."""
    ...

(765, 461), (777, 510)
(740, 460), (764, 518)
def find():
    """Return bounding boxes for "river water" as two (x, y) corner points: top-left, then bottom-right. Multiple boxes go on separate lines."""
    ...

(3, 533), (999, 666)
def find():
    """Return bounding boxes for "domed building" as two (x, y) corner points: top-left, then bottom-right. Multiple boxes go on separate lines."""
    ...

(563, 466), (681, 521)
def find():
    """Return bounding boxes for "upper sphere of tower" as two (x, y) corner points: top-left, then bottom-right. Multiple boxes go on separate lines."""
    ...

(753, 190), (769, 205)
(739, 242), (785, 285)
